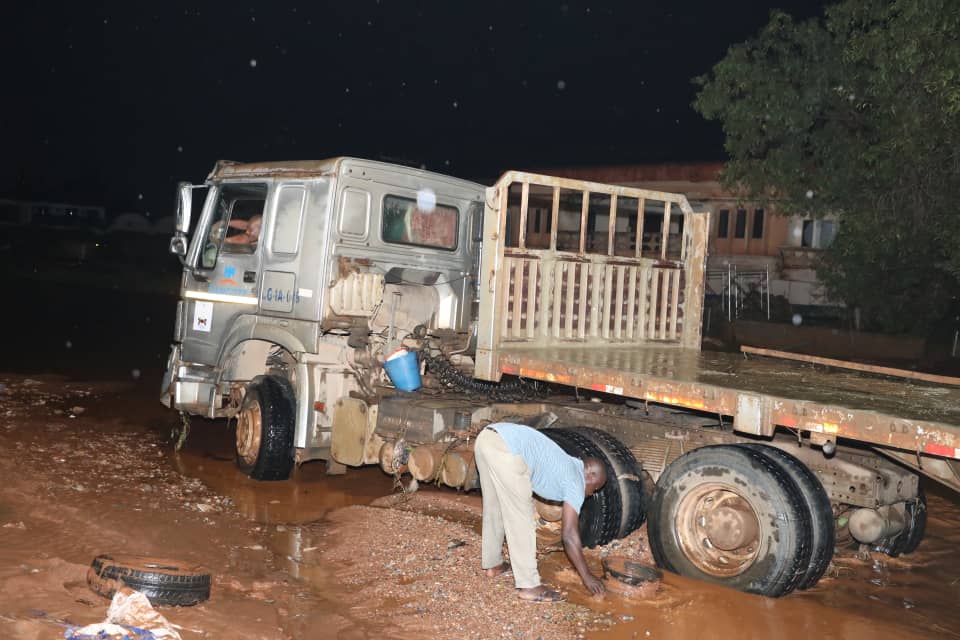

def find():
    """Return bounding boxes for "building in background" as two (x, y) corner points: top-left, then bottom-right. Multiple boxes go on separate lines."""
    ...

(538, 163), (838, 310)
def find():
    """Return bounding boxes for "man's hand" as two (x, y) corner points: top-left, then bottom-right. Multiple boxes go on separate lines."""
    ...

(561, 502), (606, 597)
(582, 572), (606, 596)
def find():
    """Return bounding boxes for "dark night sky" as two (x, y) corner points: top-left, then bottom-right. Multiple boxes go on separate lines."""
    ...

(8, 1), (825, 218)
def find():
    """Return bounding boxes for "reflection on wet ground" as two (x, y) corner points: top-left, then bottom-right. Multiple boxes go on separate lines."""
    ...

(171, 416), (395, 524)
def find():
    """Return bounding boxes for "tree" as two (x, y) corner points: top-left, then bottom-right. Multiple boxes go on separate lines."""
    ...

(694, 0), (960, 333)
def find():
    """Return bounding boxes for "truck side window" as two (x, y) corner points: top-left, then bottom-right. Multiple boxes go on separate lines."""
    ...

(339, 188), (371, 238)
(272, 185), (306, 254)
(200, 183), (268, 269)
(381, 194), (458, 250)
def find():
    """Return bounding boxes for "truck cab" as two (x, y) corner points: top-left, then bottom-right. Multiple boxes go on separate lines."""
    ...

(162, 158), (485, 477)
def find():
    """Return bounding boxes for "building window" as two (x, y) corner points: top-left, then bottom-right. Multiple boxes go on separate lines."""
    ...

(751, 208), (764, 239)
(734, 209), (747, 238)
(717, 209), (729, 238)
(801, 219), (837, 249)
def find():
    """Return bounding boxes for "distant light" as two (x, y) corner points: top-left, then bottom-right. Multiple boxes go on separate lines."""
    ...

(177, 145), (183, 153)
(249, 58), (257, 68)
(557, 80), (567, 90)
(138, 194), (143, 200)
(452, 101), (459, 108)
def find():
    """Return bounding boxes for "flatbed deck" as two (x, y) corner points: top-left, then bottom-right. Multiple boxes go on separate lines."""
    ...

(497, 344), (960, 456)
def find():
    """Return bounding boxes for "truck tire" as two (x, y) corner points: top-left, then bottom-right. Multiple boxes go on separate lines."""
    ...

(737, 444), (835, 590)
(87, 554), (211, 606)
(566, 427), (649, 538)
(235, 375), (295, 481)
(648, 445), (812, 598)
(541, 428), (622, 548)
(876, 489), (927, 557)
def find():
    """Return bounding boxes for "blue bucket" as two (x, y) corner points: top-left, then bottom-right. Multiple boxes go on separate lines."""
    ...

(384, 349), (422, 392)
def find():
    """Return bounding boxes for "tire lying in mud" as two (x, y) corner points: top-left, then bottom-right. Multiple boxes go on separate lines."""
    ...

(876, 489), (928, 557)
(648, 444), (813, 598)
(737, 443), (835, 590)
(564, 427), (650, 538)
(541, 428), (623, 548)
(235, 375), (296, 481)
(87, 554), (211, 606)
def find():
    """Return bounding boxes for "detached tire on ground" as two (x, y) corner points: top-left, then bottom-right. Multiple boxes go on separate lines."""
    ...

(737, 443), (835, 590)
(648, 445), (813, 598)
(542, 428), (622, 547)
(235, 375), (296, 481)
(566, 427), (650, 538)
(87, 554), (211, 606)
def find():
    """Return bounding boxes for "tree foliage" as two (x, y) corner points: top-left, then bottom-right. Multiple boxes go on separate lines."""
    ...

(694, 0), (960, 333)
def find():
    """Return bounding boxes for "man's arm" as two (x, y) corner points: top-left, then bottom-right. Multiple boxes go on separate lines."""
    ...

(561, 502), (605, 595)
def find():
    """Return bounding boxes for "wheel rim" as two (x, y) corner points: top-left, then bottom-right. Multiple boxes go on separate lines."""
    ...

(675, 483), (762, 578)
(236, 399), (262, 467)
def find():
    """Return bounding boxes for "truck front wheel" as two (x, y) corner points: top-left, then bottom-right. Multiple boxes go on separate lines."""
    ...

(648, 445), (813, 597)
(235, 375), (295, 481)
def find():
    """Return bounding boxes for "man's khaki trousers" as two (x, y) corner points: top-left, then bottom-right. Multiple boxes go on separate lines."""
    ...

(474, 428), (540, 589)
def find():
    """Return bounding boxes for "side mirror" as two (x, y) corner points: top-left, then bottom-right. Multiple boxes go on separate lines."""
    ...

(175, 182), (193, 233)
(169, 233), (188, 258)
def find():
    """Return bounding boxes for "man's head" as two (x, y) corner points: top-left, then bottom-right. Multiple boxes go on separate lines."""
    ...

(583, 457), (607, 496)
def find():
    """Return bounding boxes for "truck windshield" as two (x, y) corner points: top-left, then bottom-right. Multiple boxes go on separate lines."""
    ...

(199, 183), (268, 269)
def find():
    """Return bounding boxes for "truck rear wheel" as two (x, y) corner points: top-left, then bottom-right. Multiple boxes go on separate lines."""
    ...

(737, 443), (835, 590)
(648, 445), (813, 597)
(565, 427), (649, 538)
(235, 375), (295, 481)
(542, 428), (622, 548)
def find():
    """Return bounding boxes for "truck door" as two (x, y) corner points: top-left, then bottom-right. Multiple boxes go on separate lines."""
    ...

(180, 181), (268, 367)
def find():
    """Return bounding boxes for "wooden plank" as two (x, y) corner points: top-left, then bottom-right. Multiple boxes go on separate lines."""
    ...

(648, 268), (659, 338)
(741, 346), (960, 387)
(511, 260), (523, 338)
(661, 201), (671, 262)
(669, 268), (681, 339)
(537, 260), (553, 341)
(637, 266), (649, 340)
(565, 261), (576, 338)
(613, 266), (627, 340)
(636, 198), (645, 258)
(579, 191), (590, 254)
(526, 259), (538, 339)
(551, 262), (564, 339)
(578, 262), (589, 340)
(550, 187), (560, 250)
(518, 181), (530, 249)
(626, 265), (637, 340)
(602, 264), (614, 339)
(658, 269), (669, 339)
(590, 263), (601, 338)
(608, 193), (617, 256)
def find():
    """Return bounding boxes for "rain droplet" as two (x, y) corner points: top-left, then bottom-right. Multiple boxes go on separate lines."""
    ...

(249, 59), (257, 68)
(806, 190), (815, 199)
(138, 194), (143, 200)
(177, 145), (183, 153)
(792, 313), (803, 326)
(452, 101), (459, 108)
(131, 369), (141, 380)
(65, 340), (73, 349)
(557, 80), (566, 90)
(417, 189), (437, 212)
